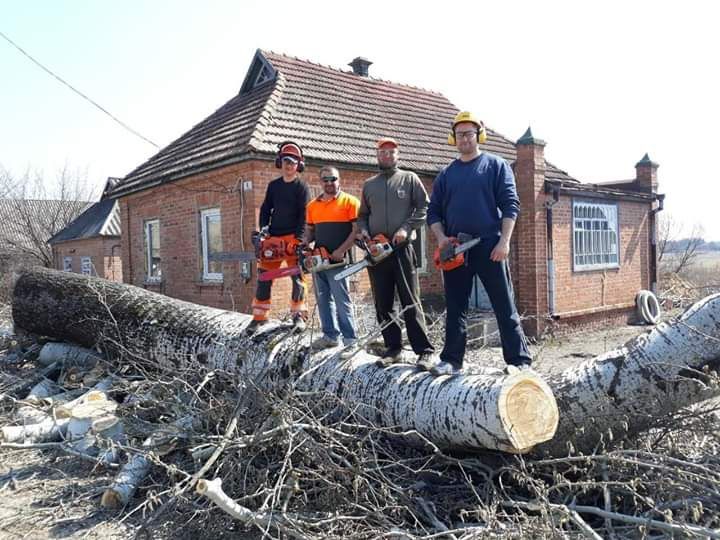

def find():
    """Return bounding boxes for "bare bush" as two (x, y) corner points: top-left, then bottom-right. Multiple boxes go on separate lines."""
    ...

(0, 164), (96, 267)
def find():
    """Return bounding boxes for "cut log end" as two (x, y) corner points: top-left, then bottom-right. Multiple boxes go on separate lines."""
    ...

(499, 374), (559, 453)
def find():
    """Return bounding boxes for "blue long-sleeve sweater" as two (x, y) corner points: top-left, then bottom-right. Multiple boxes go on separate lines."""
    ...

(427, 153), (520, 238)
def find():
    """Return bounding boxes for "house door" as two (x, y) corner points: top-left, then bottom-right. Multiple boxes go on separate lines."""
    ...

(470, 276), (492, 310)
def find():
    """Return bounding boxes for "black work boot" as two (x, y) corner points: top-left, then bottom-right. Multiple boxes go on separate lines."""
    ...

(245, 319), (269, 336)
(375, 347), (403, 368)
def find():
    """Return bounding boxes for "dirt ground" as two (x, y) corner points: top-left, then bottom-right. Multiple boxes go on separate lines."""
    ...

(0, 302), (668, 539)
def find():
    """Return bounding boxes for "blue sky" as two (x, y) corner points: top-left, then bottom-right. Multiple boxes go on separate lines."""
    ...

(2, 0), (719, 239)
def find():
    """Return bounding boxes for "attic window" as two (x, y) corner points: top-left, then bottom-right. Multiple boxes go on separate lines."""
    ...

(254, 64), (272, 86)
(240, 53), (276, 94)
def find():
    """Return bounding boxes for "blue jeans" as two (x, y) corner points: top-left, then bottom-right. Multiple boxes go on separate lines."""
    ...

(312, 266), (357, 342)
(441, 238), (532, 367)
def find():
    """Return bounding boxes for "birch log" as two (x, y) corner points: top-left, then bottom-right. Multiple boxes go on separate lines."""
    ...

(12, 268), (558, 454)
(12, 269), (720, 456)
(537, 293), (720, 456)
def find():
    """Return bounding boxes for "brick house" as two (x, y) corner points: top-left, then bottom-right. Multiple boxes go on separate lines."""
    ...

(48, 186), (123, 281)
(106, 50), (662, 336)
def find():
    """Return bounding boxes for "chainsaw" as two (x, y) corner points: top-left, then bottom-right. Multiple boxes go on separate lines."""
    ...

(433, 232), (482, 271)
(258, 246), (346, 281)
(333, 234), (395, 281)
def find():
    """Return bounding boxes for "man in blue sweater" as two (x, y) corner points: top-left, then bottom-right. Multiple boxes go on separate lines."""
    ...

(427, 112), (532, 375)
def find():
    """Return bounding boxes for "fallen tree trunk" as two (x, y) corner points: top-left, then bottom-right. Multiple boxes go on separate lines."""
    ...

(11, 268), (558, 454)
(10, 269), (720, 456)
(537, 293), (720, 456)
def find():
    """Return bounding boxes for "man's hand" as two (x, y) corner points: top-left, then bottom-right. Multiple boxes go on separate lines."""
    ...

(330, 248), (345, 262)
(490, 238), (510, 262)
(392, 228), (408, 245)
(359, 229), (371, 241)
(436, 233), (451, 250)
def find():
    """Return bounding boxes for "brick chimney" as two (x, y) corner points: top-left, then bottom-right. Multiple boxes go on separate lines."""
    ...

(635, 153), (659, 192)
(514, 127), (548, 337)
(348, 57), (372, 77)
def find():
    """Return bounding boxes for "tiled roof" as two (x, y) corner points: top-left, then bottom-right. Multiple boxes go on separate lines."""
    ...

(0, 198), (92, 252)
(48, 198), (120, 244)
(110, 50), (575, 197)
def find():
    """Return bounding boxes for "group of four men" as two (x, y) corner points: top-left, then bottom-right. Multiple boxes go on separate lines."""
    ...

(247, 112), (532, 375)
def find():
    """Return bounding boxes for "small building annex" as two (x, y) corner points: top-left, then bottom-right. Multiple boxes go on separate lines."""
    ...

(105, 49), (663, 337)
(48, 183), (123, 282)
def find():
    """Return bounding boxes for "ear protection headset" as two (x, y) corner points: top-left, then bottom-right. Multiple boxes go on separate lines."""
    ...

(275, 141), (305, 172)
(447, 111), (487, 145)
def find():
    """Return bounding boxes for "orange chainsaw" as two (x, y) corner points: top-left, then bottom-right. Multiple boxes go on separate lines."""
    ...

(333, 234), (396, 281)
(258, 245), (346, 281)
(433, 232), (482, 271)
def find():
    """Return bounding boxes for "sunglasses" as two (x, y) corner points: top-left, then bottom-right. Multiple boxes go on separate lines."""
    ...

(321, 176), (338, 183)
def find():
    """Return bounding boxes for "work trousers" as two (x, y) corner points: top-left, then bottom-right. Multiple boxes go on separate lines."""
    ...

(252, 235), (307, 321)
(367, 244), (434, 355)
(312, 266), (357, 342)
(441, 238), (532, 367)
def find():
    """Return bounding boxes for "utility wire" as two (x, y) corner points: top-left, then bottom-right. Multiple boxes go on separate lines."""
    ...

(0, 29), (160, 149)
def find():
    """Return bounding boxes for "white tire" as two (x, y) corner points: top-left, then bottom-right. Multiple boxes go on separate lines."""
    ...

(636, 290), (661, 325)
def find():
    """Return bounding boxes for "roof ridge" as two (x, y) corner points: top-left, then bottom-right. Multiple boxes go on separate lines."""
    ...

(247, 73), (286, 151)
(260, 49), (445, 97)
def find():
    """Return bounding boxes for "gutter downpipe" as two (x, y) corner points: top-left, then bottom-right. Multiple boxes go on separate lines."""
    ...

(545, 187), (560, 317)
(648, 193), (665, 294)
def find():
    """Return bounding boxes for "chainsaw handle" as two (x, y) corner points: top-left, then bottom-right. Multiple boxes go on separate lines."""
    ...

(439, 237), (459, 262)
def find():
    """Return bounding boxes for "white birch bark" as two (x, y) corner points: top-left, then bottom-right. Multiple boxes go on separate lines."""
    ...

(12, 268), (559, 454)
(540, 293), (720, 456)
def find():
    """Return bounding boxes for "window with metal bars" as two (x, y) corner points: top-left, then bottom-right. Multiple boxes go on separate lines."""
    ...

(572, 200), (619, 271)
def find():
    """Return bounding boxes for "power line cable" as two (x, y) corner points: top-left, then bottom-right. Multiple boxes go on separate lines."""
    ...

(0, 29), (160, 149)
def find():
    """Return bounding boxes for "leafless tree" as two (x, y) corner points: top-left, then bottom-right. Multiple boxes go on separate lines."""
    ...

(0, 165), (97, 267)
(657, 212), (705, 274)
(656, 212), (679, 262)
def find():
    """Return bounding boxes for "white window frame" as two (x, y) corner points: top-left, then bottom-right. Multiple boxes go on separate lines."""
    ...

(200, 208), (223, 281)
(412, 225), (428, 274)
(572, 199), (620, 271)
(144, 219), (162, 282)
(63, 256), (72, 272)
(80, 256), (92, 276)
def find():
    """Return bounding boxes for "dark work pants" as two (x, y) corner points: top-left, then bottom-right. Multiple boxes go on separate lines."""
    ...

(441, 238), (532, 367)
(367, 244), (434, 355)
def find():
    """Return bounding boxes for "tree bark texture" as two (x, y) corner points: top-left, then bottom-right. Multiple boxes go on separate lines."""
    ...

(12, 268), (558, 454)
(537, 293), (720, 456)
(13, 268), (720, 456)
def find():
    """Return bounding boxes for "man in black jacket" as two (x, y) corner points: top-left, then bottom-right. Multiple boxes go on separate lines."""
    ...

(247, 142), (310, 333)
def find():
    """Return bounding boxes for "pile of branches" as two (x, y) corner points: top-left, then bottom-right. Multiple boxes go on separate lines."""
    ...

(2, 332), (720, 539)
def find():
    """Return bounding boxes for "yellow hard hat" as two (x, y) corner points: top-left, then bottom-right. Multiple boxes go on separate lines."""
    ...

(448, 111), (487, 145)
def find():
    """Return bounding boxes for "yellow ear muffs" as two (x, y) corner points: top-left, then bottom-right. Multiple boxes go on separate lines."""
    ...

(447, 131), (456, 145)
(478, 126), (487, 144)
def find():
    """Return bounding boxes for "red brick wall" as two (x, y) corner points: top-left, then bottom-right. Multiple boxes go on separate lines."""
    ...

(118, 159), (442, 317)
(550, 196), (649, 317)
(514, 143), (548, 336)
(53, 237), (123, 281)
